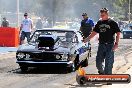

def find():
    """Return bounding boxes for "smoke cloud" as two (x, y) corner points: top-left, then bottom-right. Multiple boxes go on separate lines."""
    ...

(0, 0), (115, 25)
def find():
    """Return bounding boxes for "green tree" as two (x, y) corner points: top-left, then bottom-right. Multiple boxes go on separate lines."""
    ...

(107, 0), (132, 20)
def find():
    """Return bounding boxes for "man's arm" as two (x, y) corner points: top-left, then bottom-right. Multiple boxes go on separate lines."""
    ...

(115, 32), (120, 44)
(113, 32), (120, 51)
(83, 31), (97, 43)
(90, 19), (94, 27)
(112, 21), (121, 51)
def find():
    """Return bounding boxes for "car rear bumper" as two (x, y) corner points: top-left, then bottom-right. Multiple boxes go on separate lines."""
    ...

(16, 60), (73, 67)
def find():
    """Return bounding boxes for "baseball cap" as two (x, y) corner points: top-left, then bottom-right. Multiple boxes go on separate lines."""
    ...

(100, 8), (109, 13)
(82, 13), (87, 16)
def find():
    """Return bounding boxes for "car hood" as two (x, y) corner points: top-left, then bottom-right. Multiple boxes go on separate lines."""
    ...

(17, 43), (71, 53)
(18, 43), (36, 51)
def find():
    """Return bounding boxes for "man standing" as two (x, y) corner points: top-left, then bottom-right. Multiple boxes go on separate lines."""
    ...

(1, 17), (9, 27)
(80, 13), (94, 38)
(83, 8), (121, 75)
(20, 13), (33, 44)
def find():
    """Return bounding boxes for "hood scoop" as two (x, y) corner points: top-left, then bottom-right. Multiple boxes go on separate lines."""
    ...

(38, 34), (59, 51)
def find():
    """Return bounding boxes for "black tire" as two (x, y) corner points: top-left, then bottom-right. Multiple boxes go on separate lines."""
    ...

(20, 66), (28, 72)
(76, 75), (86, 85)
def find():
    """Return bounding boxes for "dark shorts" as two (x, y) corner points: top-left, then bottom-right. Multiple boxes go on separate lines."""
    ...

(20, 31), (31, 42)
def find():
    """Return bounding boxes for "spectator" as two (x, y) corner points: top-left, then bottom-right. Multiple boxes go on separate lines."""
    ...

(20, 13), (33, 44)
(83, 8), (121, 76)
(80, 13), (94, 39)
(1, 17), (9, 27)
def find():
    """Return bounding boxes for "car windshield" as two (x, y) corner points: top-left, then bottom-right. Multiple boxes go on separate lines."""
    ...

(29, 30), (78, 46)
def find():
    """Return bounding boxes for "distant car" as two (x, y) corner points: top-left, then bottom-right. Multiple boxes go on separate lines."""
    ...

(16, 28), (91, 72)
(122, 23), (132, 39)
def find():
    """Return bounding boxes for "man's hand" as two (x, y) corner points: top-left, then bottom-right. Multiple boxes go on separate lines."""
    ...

(112, 43), (118, 51)
(82, 31), (97, 43)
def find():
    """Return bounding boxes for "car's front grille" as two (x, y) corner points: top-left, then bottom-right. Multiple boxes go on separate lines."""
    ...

(30, 53), (58, 61)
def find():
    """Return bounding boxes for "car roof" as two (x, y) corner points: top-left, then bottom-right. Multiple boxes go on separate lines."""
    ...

(36, 28), (78, 32)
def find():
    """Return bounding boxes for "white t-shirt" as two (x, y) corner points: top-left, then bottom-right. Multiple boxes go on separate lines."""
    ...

(21, 18), (32, 32)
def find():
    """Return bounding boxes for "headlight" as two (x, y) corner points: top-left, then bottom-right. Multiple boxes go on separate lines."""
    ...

(61, 53), (68, 60)
(24, 54), (31, 60)
(25, 54), (30, 58)
(56, 55), (61, 59)
(17, 53), (25, 59)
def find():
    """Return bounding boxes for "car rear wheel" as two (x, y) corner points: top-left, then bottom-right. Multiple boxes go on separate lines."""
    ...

(20, 66), (28, 72)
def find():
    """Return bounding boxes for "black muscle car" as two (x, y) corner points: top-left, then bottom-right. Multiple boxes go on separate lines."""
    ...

(16, 28), (91, 72)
